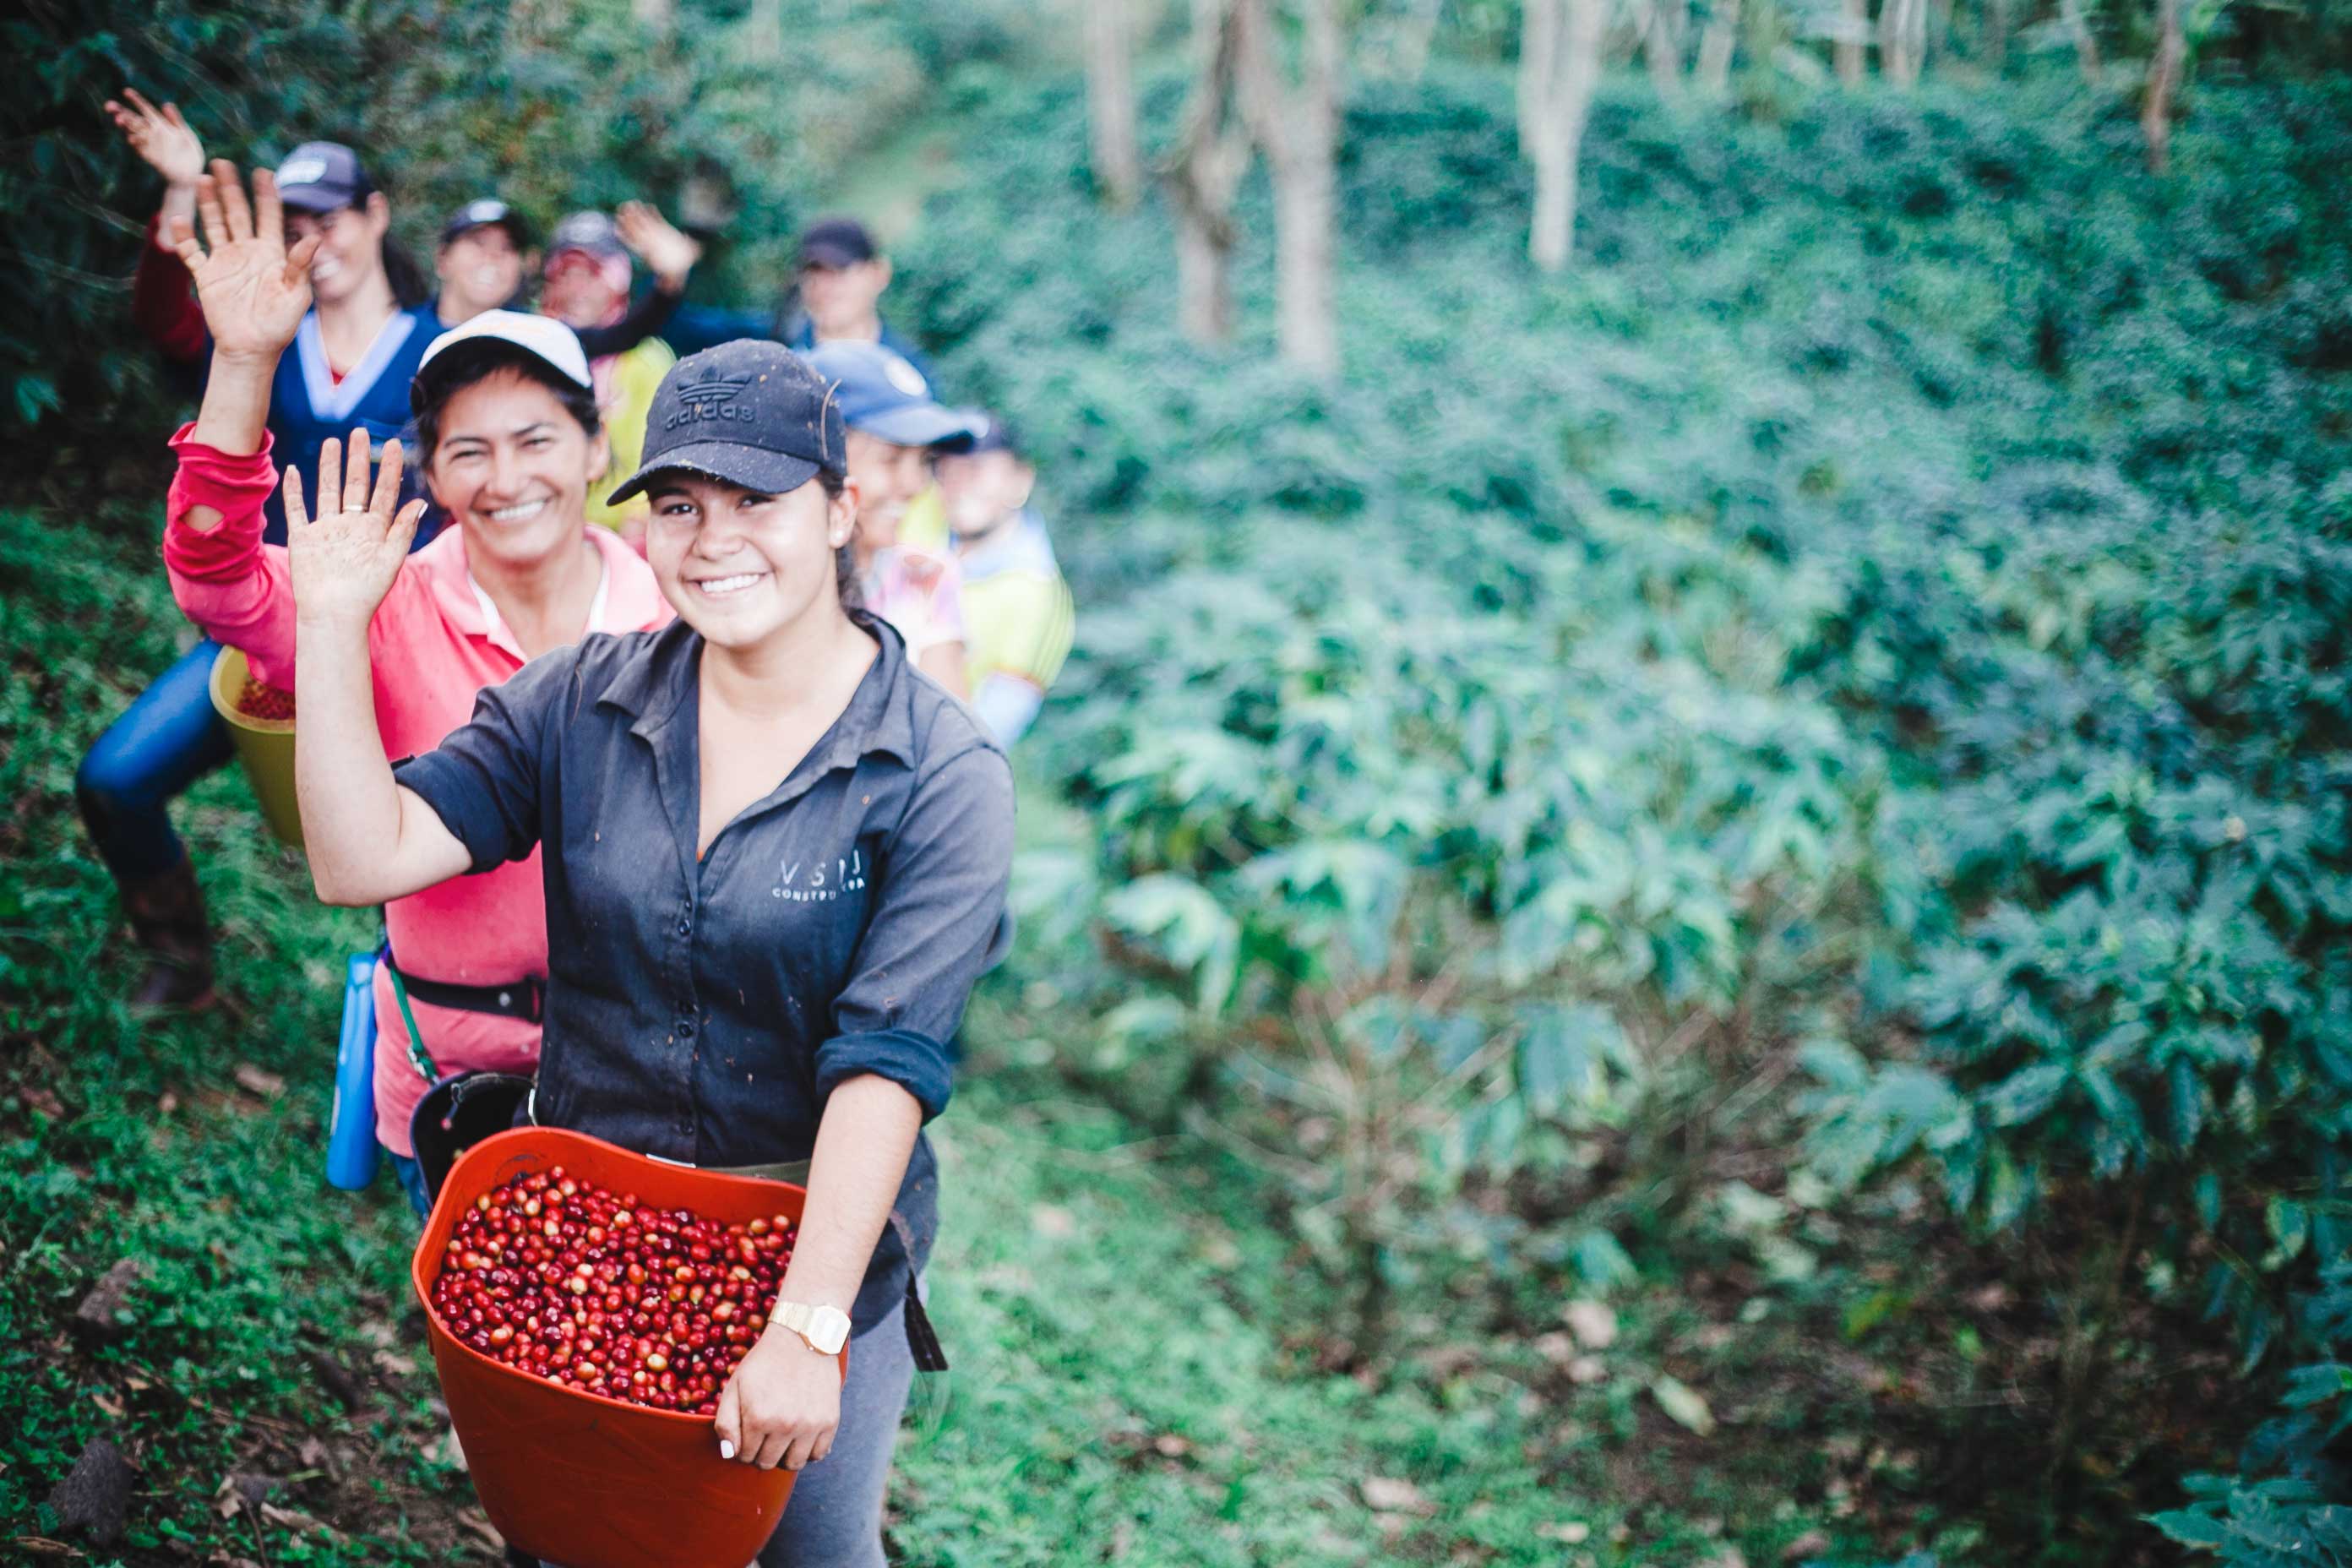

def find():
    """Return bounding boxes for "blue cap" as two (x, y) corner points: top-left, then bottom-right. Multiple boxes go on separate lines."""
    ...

(274, 142), (373, 215)
(798, 340), (977, 451)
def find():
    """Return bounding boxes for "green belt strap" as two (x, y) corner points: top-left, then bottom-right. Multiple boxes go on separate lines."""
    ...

(384, 952), (439, 1084)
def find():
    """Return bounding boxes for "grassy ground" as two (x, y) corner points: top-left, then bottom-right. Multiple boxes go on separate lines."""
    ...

(0, 504), (1896, 1565)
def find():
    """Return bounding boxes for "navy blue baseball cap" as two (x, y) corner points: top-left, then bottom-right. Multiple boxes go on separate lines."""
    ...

(274, 142), (373, 215)
(798, 217), (877, 269)
(443, 198), (531, 248)
(957, 409), (1023, 457)
(799, 340), (978, 451)
(607, 339), (847, 505)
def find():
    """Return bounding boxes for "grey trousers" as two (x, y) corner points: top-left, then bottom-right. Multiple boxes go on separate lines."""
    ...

(754, 1298), (915, 1567)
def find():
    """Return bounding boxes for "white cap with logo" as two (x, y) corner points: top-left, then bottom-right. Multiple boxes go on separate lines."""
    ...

(411, 310), (592, 414)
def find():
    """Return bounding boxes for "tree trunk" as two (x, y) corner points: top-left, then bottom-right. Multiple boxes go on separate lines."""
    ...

(2142, 0), (2184, 172)
(1696, 0), (1741, 93)
(743, 0), (780, 58)
(1880, 0), (1925, 85)
(1395, 0), (1444, 82)
(1643, 0), (1688, 99)
(1518, 0), (1562, 155)
(1163, 0), (1254, 346)
(1235, 0), (1342, 379)
(1086, 0), (1145, 209)
(1835, 0), (1867, 82)
(2060, 0), (2102, 80)
(1526, 0), (1607, 272)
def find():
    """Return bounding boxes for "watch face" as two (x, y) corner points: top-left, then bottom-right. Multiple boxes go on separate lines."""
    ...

(808, 1306), (852, 1355)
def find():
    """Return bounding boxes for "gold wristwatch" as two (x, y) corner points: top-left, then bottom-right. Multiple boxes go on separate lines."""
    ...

(774, 1300), (852, 1356)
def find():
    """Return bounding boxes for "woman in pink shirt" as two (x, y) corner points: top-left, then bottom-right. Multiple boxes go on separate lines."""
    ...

(159, 162), (672, 1214)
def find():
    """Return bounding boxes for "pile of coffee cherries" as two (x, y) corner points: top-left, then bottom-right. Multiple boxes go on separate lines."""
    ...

(235, 674), (295, 723)
(427, 1166), (796, 1416)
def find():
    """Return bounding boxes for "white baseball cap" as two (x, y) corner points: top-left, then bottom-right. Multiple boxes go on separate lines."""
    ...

(410, 310), (592, 414)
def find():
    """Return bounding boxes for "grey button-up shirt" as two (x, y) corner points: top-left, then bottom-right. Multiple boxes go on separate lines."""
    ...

(396, 612), (1014, 1330)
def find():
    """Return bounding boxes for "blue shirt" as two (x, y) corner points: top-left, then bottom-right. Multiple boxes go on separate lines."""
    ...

(394, 613), (1015, 1329)
(263, 304), (442, 546)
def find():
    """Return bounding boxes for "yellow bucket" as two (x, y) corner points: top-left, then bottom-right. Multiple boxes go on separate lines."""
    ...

(206, 645), (303, 847)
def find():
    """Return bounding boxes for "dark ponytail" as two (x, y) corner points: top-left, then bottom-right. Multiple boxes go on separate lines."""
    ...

(382, 234), (431, 309)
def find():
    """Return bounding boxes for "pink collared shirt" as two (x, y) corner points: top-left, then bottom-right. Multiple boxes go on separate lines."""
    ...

(163, 426), (675, 1156)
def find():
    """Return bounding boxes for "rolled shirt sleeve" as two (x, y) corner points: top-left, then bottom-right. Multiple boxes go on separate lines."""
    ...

(394, 645), (582, 874)
(814, 742), (1016, 1119)
(163, 426), (298, 686)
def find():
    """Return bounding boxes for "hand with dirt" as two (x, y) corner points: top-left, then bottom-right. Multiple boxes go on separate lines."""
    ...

(166, 161), (323, 363)
(286, 429), (426, 633)
(616, 201), (702, 294)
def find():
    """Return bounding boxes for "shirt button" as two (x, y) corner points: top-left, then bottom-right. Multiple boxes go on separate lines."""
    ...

(677, 918), (692, 937)
(678, 1020), (696, 1039)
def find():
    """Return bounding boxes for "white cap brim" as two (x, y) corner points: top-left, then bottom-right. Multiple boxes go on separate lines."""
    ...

(414, 311), (593, 409)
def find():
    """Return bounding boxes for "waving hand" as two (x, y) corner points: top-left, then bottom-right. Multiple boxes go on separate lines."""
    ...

(167, 161), (322, 361)
(286, 430), (426, 632)
(105, 89), (206, 187)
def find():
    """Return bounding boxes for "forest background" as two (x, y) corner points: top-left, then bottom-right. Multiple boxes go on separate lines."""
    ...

(4, 0), (2352, 1564)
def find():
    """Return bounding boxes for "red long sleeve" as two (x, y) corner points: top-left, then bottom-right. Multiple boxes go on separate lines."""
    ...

(133, 215), (207, 365)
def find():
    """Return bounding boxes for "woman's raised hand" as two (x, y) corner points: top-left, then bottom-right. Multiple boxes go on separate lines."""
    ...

(168, 161), (322, 362)
(286, 430), (426, 630)
(615, 201), (702, 290)
(104, 89), (205, 188)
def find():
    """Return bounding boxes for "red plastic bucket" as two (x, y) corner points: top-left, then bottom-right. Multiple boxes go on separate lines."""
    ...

(410, 1128), (845, 1568)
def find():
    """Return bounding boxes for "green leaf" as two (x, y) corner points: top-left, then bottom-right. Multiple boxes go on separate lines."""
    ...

(1649, 1375), (1716, 1436)
(1982, 1063), (2071, 1127)
(2143, 1511), (2229, 1549)
(1566, 1228), (1637, 1296)
(2266, 1196), (2310, 1260)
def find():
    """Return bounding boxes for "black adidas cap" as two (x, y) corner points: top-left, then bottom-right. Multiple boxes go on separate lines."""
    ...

(607, 339), (847, 505)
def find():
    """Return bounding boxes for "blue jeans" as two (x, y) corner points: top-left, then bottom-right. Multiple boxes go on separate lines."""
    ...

(390, 1152), (433, 1221)
(76, 640), (234, 885)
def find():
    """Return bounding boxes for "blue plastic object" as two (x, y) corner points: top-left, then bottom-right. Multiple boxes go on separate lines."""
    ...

(327, 952), (380, 1190)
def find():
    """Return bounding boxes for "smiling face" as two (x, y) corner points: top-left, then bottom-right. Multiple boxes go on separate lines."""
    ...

(438, 226), (526, 321)
(842, 430), (931, 558)
(542, 253), (625, 329)
(798, 257), (891, 340)
(423, 367), (607, 571)
(644, 472), (862, 651)
(934, 449), (1035, 542)
(288, 194), (391, 307)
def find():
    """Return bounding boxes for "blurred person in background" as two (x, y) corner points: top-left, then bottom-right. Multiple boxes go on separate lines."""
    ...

(437, 198), (705, 355)
(779, 218), (939, 389)
(155, 163), (670, 1214)
(95, 99), (442, 1010)
(932, 413), (1074, 744)
(429, 199), (533, 324)
(106, 106), (438, 542)
(802, 341), (976, 699)
(538, 210), (689, 537)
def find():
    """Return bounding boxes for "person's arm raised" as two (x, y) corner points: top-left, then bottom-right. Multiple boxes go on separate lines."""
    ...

(286, 430), (472, 906)
(106, 90), (204, 255)
(170, 162), (324, 526)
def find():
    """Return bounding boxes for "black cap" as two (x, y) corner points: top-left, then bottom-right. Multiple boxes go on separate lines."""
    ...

(547, 210), (627, 264)
(960, 409), (1023, 458)
(798, 217), (877, 269)
(607, 340), (847, 505)
(274, 142), (372, 215)
(442, 198), (531, 248)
